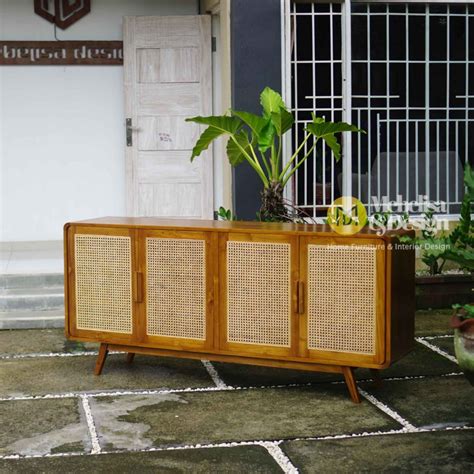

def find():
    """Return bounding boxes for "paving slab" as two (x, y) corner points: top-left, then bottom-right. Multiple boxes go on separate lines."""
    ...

(0, 445), (281, 474)
(0, 355), (213, 397)
(361, 375), (473, 429)
(0, 398), (90, 456)
(213, 362), (341, 387)
(90, 386), (399, 450)
(281, 430), (474, 473)
(358, 342), (458, 379)
(427, 336), (456, 357)
(213, 342), (457, 389)
(0, 328), (98, 356)
(415, 309), (453, 336)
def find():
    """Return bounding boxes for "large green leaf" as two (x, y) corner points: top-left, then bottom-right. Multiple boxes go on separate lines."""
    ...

(321, 133), (342, 161)
(306, 115), (364, 161)
(233, 110), (277, 153)
(257, 121), (276, 154)
(186, 116), (241, 161)
(307, 115), (362, 138)
(260, 87), (286, 117)
(187, 126), (223, 162)
(186, 115), (241, 132)
(226, 131), (253, 167)
(232, 110), (267, 136)
(271, 107), (294, 136)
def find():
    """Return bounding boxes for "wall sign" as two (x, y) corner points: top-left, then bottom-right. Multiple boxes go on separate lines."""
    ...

(35, 0), (91, 30)
(0, 41), (123, 65)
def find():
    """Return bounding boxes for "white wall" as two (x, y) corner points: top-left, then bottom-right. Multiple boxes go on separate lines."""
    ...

(0, 0), (198, 242)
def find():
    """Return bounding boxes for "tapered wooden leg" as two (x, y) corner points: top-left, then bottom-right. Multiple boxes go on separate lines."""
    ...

(94, 343), (109, 376)
(126, 352), (135, 364)
(342, 367), (361, 404)
(370, 369), (383, 389)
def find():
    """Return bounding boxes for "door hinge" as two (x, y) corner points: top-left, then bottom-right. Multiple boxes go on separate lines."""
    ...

(211, 36), (217, 52)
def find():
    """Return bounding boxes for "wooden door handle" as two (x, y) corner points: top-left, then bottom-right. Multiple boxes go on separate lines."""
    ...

(295, 281), (305, 314)
(297, 281), (305, 314)
(134, 272), (144, 303)
(294, 281), (299, 314)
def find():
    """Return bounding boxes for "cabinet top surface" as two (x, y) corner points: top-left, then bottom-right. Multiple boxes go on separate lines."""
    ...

(67, 217), (411, 240)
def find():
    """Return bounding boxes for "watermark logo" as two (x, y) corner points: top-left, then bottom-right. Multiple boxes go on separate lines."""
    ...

(327, 195), (450, 237)
(327, 196), (367, 235)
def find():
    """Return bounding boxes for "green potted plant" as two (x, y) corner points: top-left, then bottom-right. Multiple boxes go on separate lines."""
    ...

(186, 87), (362, 222)
(400, 164), (474, 309)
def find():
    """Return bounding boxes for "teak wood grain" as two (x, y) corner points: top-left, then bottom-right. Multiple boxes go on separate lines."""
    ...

(64, 219), (415, 403)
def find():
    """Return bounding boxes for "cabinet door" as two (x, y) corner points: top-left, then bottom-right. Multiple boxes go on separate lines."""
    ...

(219, 233), (298, 358)
(65, 225), (138, 344)
(299, 237), (386, 366)
(139, 230), (215, 351)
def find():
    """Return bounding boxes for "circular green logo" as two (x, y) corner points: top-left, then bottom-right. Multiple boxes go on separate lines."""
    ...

(327, 196), (367, 235)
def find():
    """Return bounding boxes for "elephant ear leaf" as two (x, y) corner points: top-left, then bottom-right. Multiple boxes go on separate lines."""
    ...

(271, 107), (294, 136)
(233, 110), (277, 153)
(186, 116), (241, 162)
(257, 120), (276, 153)
(232, 110), (267, 136)
(306, 115), (364, 161)
(226, 131), (253, 167)
(260, 87), (286, 118)
(320, 133), (342, 162)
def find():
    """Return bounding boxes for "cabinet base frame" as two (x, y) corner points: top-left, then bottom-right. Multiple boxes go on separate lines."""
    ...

(93, 342), (361, 404)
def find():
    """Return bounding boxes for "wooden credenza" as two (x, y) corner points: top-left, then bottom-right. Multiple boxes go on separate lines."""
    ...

(64, 217), (415, 403)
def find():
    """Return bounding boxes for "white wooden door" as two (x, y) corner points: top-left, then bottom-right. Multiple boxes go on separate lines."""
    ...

(123, 16), (213, 218)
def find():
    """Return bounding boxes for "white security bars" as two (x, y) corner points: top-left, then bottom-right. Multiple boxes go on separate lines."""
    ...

(290, 2), (473, 216)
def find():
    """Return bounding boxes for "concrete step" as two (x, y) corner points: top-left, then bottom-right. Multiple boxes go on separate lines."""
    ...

(0, 245), (65, 328)
(0, 287), (64, 312)
(0, 273), (64, 290)
(0, 309), (64, 329)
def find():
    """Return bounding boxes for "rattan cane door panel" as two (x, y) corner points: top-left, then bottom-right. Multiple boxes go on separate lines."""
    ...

(140, 230), (214, 350)
(300, 237), (386, 365)
(219, 233), (298, 357)
(66, 226), (137, 343)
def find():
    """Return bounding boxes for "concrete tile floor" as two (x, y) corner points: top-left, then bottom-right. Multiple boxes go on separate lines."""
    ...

(0, 311), (472, 473)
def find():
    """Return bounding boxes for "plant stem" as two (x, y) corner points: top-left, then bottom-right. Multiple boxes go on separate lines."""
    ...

(282, 139), (318, 187)
(252, 146), (271, 179)
(270, 144), (278, 181)
(229, 135), (269, 186)
(279, 133), (311, 181)
(276, 136), (282, 178)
